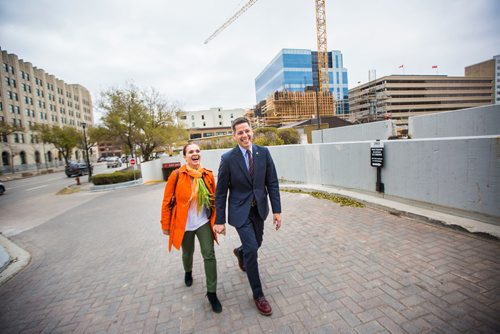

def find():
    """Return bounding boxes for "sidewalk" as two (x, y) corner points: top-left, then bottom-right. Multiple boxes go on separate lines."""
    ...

(280, 183), (500, 241)
(0, 165), (66, 182)
(0, 179), (499, 333)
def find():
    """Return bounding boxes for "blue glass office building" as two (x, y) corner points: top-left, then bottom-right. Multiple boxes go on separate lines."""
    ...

(255, 49), (349, 114)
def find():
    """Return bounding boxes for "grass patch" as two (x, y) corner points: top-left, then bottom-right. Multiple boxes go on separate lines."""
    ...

(283, 188), (365, 208)
(57, 186), (81, 195)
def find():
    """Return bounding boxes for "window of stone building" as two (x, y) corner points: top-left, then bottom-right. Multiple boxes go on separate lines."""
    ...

(19, 151), (26, 164)
(2, 151), (10, 165)
(35, 151), (41, 164)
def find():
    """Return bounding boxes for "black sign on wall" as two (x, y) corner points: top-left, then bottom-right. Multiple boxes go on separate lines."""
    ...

(370, 141), (384, 167)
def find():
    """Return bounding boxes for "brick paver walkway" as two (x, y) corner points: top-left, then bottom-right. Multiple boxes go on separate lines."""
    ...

(0, 184), (499, 333)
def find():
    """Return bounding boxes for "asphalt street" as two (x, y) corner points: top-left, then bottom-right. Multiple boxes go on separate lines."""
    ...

(0, 182), (499, 333)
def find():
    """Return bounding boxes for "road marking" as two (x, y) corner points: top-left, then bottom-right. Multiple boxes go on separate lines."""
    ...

(25, 185), (48, 191)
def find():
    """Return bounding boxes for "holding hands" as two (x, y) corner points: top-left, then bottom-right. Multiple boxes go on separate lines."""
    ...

(213, 224), (226, 235)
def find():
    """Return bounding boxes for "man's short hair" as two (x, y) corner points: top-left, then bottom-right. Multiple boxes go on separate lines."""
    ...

(231, 117), (251, 132)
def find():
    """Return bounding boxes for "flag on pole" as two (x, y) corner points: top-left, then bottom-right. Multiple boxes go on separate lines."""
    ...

(432, 65), (438, 69)
(398, 64), (404, 68)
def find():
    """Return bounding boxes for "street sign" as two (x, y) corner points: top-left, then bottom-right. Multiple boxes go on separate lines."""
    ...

(162, 162), (181, 168)
(370, 141), (384, 167)
(130, 158), (136, 165)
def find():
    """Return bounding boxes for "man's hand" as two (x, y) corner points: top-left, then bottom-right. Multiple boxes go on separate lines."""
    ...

(162, 229), (170, 236)
(213, 224), (226, 235)
(273, 213), (282, 231)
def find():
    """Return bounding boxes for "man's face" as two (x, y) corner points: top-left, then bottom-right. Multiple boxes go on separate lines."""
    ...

(233, 122), (253, 150)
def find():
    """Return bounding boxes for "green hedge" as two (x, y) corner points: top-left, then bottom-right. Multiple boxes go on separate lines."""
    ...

(91, 170), (142, 185)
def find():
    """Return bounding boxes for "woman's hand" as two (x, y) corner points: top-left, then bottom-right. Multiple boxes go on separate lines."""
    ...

(162, 229), (170, 235)
(213, 224), (226, 235)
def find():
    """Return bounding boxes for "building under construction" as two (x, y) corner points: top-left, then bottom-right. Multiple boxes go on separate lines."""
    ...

(252, 90), (336, 127)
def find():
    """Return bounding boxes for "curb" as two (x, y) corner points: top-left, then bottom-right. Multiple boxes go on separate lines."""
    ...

(90, 179), (143, 192)
(0, 234), (31, 286)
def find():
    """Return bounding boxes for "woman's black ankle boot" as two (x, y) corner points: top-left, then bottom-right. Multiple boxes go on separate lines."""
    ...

(184, 272), (193, 287)
(206, 292), (222, 313)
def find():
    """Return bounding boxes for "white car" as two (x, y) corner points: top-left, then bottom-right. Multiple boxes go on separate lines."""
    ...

(106, 157), (122, 168)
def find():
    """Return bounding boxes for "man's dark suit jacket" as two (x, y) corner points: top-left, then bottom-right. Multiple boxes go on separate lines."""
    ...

(215, 144), (281, 228)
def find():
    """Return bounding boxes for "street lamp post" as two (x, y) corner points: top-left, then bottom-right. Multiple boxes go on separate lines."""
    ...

(81, 122), (92, 182)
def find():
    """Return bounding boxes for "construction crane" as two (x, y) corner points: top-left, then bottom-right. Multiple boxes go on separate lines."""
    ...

(204, 0), (330, 92)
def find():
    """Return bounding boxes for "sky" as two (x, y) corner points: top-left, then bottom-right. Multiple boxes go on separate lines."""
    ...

(1, 0), (499, 116)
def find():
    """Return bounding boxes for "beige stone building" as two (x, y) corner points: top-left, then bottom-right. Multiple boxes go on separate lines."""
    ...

(348, 75), (493, 129)
(0, 49), (94, 173)
(465, 55), (500, 104)
(178, 107), (246, 140)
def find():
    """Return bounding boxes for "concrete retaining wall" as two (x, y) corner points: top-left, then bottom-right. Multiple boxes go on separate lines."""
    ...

(142, 135), (500, 219)
(409, 104), (500, 138)
(312, 120), (396, 143)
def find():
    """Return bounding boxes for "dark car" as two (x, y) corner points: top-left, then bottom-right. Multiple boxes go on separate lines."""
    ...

(65, 161), (93, 177)
(0, 182), (5, 195)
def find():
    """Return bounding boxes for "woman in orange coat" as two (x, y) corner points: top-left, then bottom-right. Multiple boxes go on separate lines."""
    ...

(160, 143), (221, 313)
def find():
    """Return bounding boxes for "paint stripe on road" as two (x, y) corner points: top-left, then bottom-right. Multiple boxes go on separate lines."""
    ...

(25, 185), (48, 191)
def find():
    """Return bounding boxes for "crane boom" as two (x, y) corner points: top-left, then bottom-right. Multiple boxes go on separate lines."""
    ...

(315, 0), (329, 92)
(204, 0), (260, 44)
(205, 0), (330, 94)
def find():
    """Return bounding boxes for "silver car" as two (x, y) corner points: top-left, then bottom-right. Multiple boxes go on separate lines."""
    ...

(106, 157), (122, 168)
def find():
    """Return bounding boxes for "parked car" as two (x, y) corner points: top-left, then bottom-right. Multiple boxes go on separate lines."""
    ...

(0, 182), (5, 195)
(97, 156), (107, 162)
(65, 161), (93, 177)
(107, 156), (122, 168)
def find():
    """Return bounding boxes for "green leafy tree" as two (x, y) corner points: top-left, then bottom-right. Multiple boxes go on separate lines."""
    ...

(99, 85), (188, 161)
(278, 128), (300, 144)
(253, 127), (284, 146)
(33, 124), (81, 165)
(99, 86), (144, 160)
(137, 88), (187, 161)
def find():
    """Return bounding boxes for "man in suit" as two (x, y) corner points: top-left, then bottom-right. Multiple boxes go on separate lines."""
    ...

(214, 117), (282, 316)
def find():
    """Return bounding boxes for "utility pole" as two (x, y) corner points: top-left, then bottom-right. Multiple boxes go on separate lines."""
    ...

(81, 122), (92, 182)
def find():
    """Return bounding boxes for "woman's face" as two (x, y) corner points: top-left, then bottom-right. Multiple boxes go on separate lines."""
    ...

(184, 144), (202, 169)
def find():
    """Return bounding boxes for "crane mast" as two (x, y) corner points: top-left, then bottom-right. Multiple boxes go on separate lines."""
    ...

(315, 0), (329, 92)
(205, 0), (330, 92)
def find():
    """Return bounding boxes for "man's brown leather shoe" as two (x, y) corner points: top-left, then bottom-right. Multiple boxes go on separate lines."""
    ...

(254, 296), (272, 316)
(233, 248), (246, 272)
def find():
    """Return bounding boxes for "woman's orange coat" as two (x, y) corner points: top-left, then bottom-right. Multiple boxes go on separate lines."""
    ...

(160, 164), (217, 251)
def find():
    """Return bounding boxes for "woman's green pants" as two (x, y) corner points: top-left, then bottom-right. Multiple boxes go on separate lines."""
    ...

(181, 222), (217, 292)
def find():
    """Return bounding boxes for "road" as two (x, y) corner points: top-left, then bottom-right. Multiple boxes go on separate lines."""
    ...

(0, 163), (123, 236)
